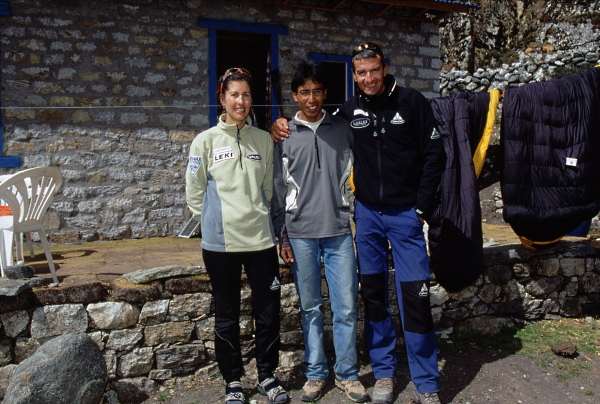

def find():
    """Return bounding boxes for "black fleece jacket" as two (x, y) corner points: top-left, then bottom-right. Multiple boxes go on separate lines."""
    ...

(335, 75), (446, 221)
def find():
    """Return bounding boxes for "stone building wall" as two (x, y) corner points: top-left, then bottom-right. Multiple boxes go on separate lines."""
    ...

(1, 241), (599, 401)
(0, 0), (441, 243)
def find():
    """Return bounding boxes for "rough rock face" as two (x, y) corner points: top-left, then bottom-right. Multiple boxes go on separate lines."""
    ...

(440, 0), (600, 71)
(3, 332), (107, 404)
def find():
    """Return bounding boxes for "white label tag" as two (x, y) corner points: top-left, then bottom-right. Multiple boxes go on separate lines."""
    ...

(566, 157), (578, 167)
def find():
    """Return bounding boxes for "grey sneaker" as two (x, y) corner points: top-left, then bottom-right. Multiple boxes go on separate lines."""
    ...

(335, 379), (369, 402)
(372, 377), (395, 404)
(257, 377), (288, 404)
(225, 381), (245, 404)
(301, 379), (326, 402)
(413, 387), (442, 404)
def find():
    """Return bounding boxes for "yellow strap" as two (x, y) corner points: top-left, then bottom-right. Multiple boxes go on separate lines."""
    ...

(349, 165), (355, 192)
(473, 89), (500, 177)
(519, 235), (564, 250)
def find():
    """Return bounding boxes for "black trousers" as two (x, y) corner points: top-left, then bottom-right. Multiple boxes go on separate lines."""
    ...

(203, 246), (281, 383)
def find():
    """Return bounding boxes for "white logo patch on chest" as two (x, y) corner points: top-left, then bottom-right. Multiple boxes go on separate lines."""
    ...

(351, 118), (370, 128)
(391, 113), (405, 124)
(214, 151), (235, 162)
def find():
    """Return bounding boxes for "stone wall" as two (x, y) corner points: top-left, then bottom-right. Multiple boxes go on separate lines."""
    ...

(440, 50), (600, 98)
(1, 241), (599, 402)
(0, 0), (441, 243)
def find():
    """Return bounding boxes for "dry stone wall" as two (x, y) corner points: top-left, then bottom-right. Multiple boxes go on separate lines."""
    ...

(1, 241), (599, 402)
(0, 0), (441, 242)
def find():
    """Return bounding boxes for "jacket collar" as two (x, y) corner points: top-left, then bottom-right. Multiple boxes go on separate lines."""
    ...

(217, 114), (252, 133)
(291, 110), (332, 128)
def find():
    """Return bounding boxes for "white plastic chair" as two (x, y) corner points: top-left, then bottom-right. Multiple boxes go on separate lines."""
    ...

(0, 167), (63, 283)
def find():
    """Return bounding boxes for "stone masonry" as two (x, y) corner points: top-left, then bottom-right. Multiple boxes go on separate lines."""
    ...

(1, 241), (599, 402)
(0, 0), (442, 242)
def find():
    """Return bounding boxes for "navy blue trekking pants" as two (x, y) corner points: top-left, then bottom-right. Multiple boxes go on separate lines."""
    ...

(354, 200), (440, 394)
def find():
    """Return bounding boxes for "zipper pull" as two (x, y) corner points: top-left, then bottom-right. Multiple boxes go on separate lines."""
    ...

(237, 127), (243, 170)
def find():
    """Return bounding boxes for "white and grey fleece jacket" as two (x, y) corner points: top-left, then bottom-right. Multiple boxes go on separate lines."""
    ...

(271, 111), (354, 246)
(186, 114), (276, 253)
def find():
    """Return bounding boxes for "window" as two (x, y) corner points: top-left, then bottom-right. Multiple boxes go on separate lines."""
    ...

(308, 53), (354, 115)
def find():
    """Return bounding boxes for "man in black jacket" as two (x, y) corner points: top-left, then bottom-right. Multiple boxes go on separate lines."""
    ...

(272, 43), (446, 404)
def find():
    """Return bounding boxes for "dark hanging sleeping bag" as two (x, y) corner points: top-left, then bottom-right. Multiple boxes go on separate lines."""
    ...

(428, 91), (492, 292)
(501, 67), (600, 248)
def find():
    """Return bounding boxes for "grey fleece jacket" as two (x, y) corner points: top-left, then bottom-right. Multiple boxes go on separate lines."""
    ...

(272, 111), (354, 245)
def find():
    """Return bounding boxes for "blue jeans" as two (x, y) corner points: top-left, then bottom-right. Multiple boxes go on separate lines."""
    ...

(289, 234), (359, 381)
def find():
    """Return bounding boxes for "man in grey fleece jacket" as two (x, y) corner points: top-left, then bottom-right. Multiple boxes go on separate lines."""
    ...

(271, 60), (368, 403)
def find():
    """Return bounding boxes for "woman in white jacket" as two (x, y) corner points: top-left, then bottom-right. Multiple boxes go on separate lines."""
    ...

(185, 68), (287, 404)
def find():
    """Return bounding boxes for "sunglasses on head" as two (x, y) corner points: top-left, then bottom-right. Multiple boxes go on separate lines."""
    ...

(352, 42), (384, 58)
(219, 68), (252, 94)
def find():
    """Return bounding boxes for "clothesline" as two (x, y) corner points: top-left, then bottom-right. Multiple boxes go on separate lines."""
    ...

(0, 104), (317, 110)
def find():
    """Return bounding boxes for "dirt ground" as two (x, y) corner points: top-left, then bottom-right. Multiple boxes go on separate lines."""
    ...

(138, 347), (600, 404)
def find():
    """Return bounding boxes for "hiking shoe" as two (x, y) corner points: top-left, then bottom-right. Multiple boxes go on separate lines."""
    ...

(413, 387), (442, 404)
(225, 381), (245, 404)
(257, 377), (289, 404)
(301, 379), (326, 402)
(335, 379), (369, 402)
(372, 377), (395, 404)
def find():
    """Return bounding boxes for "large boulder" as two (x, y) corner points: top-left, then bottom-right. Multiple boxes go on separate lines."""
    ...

(3, 332), (107, 404)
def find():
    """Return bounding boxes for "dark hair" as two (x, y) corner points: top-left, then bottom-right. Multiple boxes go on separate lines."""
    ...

(218, 68), (252, 96)
(291, 60), (327, 93)
(351, 42), (386, 70)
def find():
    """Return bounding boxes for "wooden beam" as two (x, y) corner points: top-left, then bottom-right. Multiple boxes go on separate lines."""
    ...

(239, 0), (437, 21)
(238, 0), (473, 20)
(377, 4), (394, 16)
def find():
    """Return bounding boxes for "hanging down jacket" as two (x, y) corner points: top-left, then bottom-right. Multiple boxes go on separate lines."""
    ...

(428, 91), (497, 292)
(501, 67), (600, 248)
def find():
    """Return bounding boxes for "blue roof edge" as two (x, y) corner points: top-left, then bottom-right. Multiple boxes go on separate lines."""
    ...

(433, 0), (480, 8)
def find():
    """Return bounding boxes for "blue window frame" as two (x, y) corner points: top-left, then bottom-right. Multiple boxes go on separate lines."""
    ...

(0, 1), (21, 168)
(308, 53), (355, 100)
(197, 17), (288, 127)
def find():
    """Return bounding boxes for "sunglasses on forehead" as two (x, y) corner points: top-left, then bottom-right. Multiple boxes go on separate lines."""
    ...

(352, 42), (384, 58)
(222, 67), (251, 78)
(219, 68), (252, 94)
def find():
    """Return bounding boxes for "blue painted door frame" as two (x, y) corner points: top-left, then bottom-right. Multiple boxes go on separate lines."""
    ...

(197, 17), (288, 127)
(0, 1), (22, 168)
